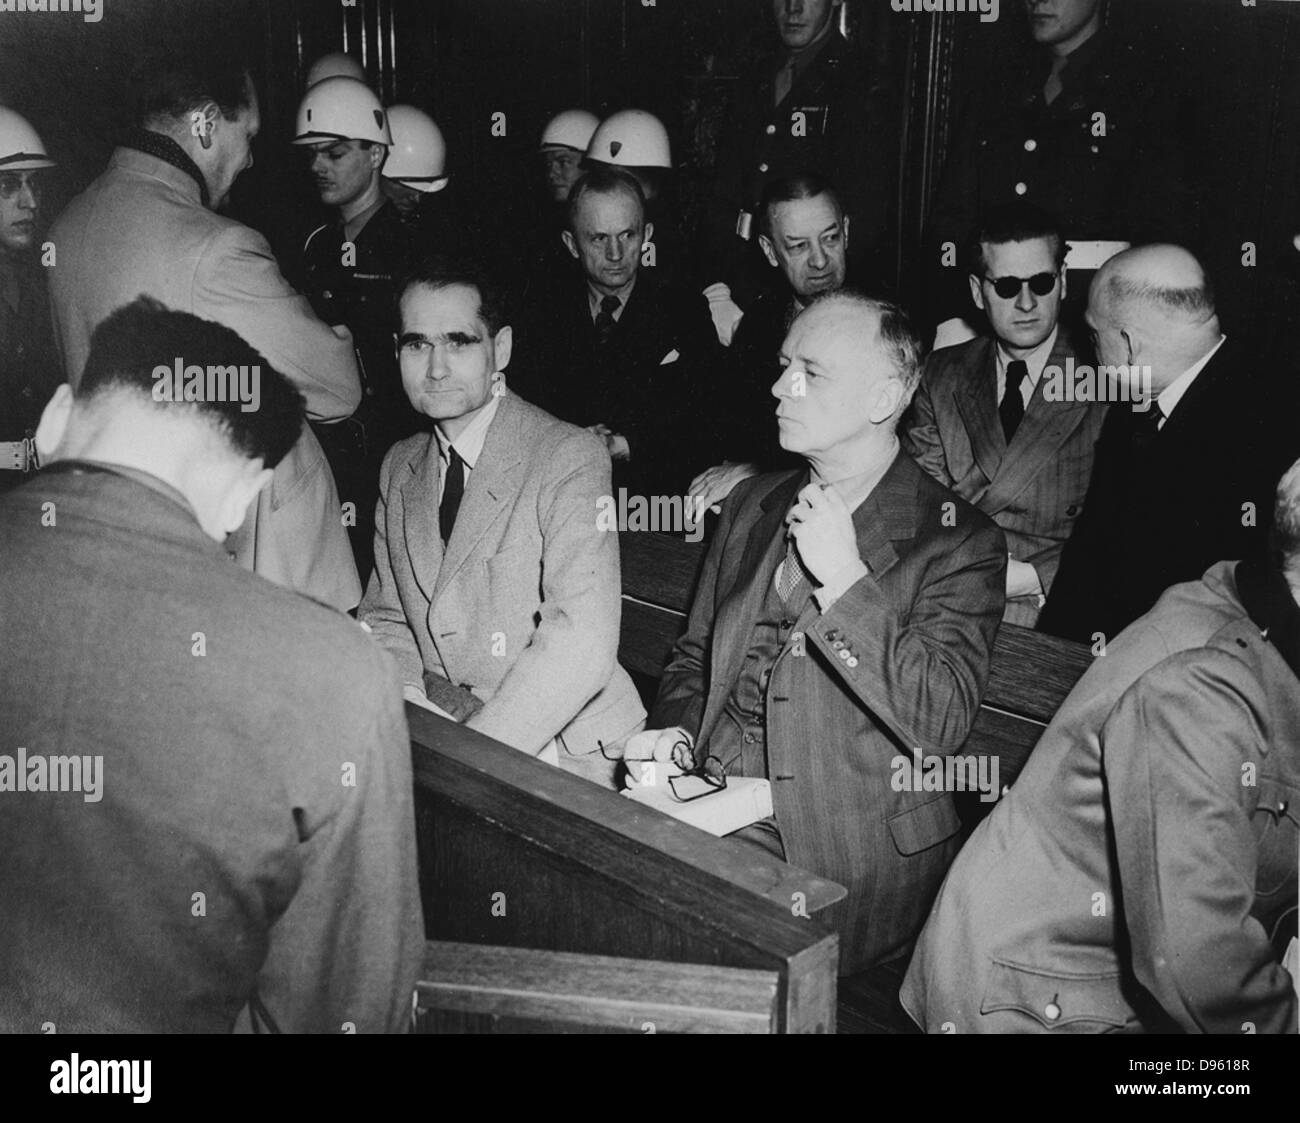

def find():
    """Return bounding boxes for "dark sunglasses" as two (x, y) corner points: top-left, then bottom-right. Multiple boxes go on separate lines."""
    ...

(984, 271), (1059, 300)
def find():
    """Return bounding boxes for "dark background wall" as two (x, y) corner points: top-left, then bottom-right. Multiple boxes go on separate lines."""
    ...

(2, 0), (1298, 337)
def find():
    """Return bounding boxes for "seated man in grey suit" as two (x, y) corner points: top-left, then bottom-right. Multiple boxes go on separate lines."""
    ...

(902, 456), (1300, 1034)
(0, 300), (423, 1032)
(905, 202), (1107, 627)
(360, 256), (646, 786)
(626, 291), (1006, 976)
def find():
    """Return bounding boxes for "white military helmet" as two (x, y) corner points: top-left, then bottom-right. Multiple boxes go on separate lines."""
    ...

(0, 107), (56, 171)
(306, 52), (365, 89)
(540, 108), (599, 153)
(292, 77), (392, 146)
(384, 105), (448, 193)
(585, 109), (671, 170)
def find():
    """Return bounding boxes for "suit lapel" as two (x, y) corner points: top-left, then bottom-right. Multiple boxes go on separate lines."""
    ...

(982, 330), (1093, 514)
(399, 435), (445, 603)
(432, 395), (522, 605)
(954, 339), (1004, 487)
(700, 471), (806, 741)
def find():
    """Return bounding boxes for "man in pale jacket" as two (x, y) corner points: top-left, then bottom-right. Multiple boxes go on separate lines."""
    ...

(48, 53), (362, 610)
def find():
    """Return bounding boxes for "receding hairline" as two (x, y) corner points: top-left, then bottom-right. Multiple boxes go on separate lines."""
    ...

(1095, 252), (1216, 325)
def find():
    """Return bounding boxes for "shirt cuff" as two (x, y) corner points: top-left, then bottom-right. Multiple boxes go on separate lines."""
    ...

(813, 558), (870, 613)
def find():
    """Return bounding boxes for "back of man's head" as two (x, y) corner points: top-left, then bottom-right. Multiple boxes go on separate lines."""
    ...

(1273, 456), (1300, 592)
(133, 50), (252, 132)
(37, 297), (304, 541)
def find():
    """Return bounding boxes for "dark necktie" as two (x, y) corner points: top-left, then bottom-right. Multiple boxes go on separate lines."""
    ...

(1130, 402), (1165, 451)
(593, 294), (621, 346)
(774, 58), (796, 107)
(776, 534), (814, 607)
(439, 445), (465, 545)
(1000, 359), (1030, 443)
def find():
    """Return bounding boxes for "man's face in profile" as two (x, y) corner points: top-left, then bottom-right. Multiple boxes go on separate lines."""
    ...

(771, 0), (840, 51)
(0, 171), (42, 255)
(761, 193), (848, 302)
(209, 82), (259, 211)
(398, 282), (510, 426)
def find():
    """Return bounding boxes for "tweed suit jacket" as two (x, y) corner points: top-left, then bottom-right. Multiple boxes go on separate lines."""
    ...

(47, 146), (362, 610)
(359, 391), (646, 757)
(651, 452), (1006, 973)
(905, 330), (1107, 626)
(902, 562), (1300, 1034)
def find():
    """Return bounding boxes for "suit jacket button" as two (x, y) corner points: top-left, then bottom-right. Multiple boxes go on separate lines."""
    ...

(1044, 1002), (1061, 1022)
(1014, 182), (1028, 196)
(1066, 504), (1080, 516)
(831, 639), (845, 650)
(1024, 138), (1037, 152)
(837, 648), (850, 661)
(758, 162), (769, 173)
(765, 124), (776, 135)
(846, 656), (859, 668)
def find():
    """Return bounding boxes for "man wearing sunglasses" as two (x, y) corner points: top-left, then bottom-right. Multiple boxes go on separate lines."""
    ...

(0, 108), (60, 494)
(906, 203), (1107, 627)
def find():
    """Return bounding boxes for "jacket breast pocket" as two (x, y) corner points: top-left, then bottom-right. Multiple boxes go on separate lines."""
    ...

(980, 959), (1135, 1032)
(886, 795), (961, 857)
(1253, 776), (1300, 900)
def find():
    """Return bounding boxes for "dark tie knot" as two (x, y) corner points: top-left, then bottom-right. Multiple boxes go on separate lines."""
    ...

(599, 295), (621, 317)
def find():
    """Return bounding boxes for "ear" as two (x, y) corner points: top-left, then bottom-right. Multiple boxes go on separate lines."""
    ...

(561, 230), (579, 260)
(642, 220), (654, 249)
(1059, 269), (1068, 303)
(190, 102), (219, 150)
(493, 324), (513, 372)
(842, 216), (850, 252)
(34, 383), (74, 462)
(869, 378), (905, 426)
(758, 234), (779, 270)
(1121, 327), (1138, 365)
(217, 459), (272, 538)
(370, 143), (387, 172)
(968, 273), (986, 313)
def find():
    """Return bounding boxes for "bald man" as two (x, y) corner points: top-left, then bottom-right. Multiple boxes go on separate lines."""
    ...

(902, 455), (1300, 1034)
(1038, 245), (1300, 644)
(629, 291), (1005, 978)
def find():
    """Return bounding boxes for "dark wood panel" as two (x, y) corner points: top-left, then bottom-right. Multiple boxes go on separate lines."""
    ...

(620, 597), (687, 680)
(408, 705), (843, 1032)
(620, 531), (707, 614)
(986, 624), (1093, 724)
(418, 941), (778, 1034)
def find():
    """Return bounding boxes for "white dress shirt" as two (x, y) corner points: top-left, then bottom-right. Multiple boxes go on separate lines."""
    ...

(434, 388), (503, 501)
(1155, 334), (1227, 428)
(995, 326), (1059, 410)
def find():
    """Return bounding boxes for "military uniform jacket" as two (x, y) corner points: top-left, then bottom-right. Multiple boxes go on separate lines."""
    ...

(0, 254), (60, 489)
(902, 561), (1300, 1034)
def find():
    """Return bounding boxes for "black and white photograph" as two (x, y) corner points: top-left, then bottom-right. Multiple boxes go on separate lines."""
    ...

(0, 0), (1297, 1093)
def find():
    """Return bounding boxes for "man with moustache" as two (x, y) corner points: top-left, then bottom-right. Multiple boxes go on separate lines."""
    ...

(48, 54), (362, 610)
(925, 0), (1193, 337)
(359, 256), (645, 787)
(906, 203), (1107, 627)
(0, 108), (60, 494)
(626, 291), (1005, 977)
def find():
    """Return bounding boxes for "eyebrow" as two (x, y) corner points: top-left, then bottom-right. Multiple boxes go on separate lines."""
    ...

(398, 329), (483, 346)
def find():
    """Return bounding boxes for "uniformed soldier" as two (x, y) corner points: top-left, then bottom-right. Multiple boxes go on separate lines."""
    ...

(539, 108), (599, 205)
(291, 76), (413, 584)
(701, 0), (898, 332)
(0, 108), (59, 494)
(925, 0), (1195, 340)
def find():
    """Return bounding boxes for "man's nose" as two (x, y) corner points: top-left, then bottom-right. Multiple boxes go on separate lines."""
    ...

(808, 241), (828, 270)
(1014, 282), (1037, 312)
(605, 238), (624, 262)
(310, 152), (327, 175)
(16, 183), (37, 211)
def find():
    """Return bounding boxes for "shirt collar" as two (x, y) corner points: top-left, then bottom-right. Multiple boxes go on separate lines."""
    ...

(43, 458), (201, 523)
(1157, 334), (1226, 420)
(587, 275), (636, 321)
(996, 325), (1059, 389)
(812, 439), (900, 515)
(434, 389), (504, 471)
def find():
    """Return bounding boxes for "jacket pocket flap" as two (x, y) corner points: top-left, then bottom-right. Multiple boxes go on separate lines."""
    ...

(886, 796), (961, 856)
(980, 959), (1131, 1029)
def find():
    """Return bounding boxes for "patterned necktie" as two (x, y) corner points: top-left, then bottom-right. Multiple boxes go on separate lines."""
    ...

(439, 445), (465, 545)
(1000, 359), (1030, 443)
(776, 534), (814, 607)
(1130, 402), (1165, 451)
(593, 294), (621, 346)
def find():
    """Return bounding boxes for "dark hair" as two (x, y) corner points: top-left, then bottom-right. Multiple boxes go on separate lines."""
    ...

(565, 166), (646, 231)
(396, 255), (511, 336)
(78, 297), (303, 469)
(759, 172), (843, 238)
(967, 201), (1067, 277)
(133, 51), (253, 127)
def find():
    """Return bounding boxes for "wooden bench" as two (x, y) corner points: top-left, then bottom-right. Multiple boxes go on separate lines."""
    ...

(408, 705), (848, 1032)
(616, 529), (1096, 1033)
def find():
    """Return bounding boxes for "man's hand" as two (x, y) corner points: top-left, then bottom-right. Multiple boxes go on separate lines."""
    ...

(586, 423), (631, 461)
(1006, 557), (1043, 600)
(786, 483), (861, 587)
(688, 461), (760, 514)
(621, 727), (692, 789)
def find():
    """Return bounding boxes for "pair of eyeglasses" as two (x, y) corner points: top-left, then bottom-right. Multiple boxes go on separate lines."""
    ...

(667, 738), (727, 803)
(0, 171), (43, 202)
(983, 271), (1059, 299)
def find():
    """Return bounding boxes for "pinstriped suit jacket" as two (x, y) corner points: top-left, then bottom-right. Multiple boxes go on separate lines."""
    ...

(905, 331), (1107, 627)
(651, 453), (1006, 973)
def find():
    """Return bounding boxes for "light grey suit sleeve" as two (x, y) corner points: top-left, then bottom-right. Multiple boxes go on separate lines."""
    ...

(359, 449), (426, 690)
(466, 431), (622, 753)
(193, 224), (361, 422)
